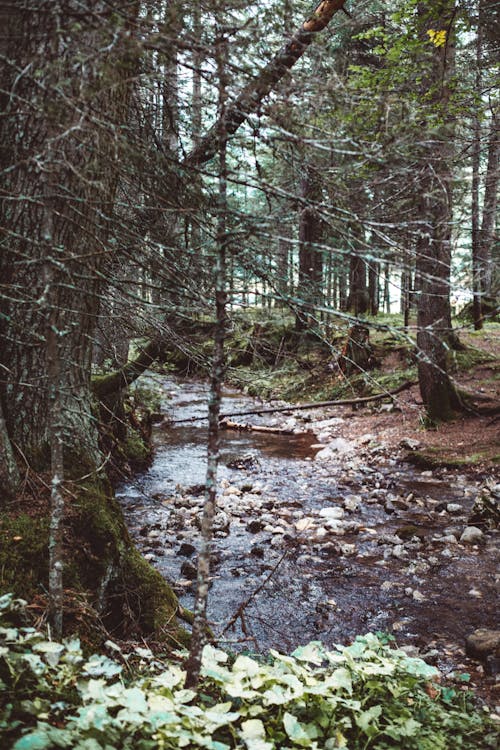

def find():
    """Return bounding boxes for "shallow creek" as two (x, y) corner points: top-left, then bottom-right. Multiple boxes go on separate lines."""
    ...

(117, 375), (498, 676)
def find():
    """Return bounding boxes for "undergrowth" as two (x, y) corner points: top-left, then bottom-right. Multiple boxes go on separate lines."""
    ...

(1, 595), (497, 750)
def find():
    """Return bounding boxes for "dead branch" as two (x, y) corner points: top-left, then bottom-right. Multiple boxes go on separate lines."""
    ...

(170, 381), (417, 424)
(221, 551), (287, 635)
(220, 419), (310, 435)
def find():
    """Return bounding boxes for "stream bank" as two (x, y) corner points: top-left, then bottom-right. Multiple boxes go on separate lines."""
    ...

(117, 375), (499, 703)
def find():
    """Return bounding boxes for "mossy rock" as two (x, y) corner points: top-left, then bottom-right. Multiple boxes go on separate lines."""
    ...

(405, 447), (496, 470)
(0, 478), (187, 647)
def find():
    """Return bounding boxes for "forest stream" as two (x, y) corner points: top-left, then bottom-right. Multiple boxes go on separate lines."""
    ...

(117, 375), (499, 689)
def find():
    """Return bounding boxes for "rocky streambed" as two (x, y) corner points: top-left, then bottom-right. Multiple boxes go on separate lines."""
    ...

(117, 375), (499, 698)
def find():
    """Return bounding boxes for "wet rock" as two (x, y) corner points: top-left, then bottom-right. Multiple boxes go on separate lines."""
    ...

(185, 484), (205, 496)
(446, 503), (463, 514)
(468, 588), (483, 598)
(468, 487), (499, 530)
(224, 485), (242, 496)
(339, 543), (356, 556)
(400, 437), (422, 451)
(247, 519), (265, 534)
(214, 511), (230, 533)
(465, 629), (500, 661)
(358, 433), (376, 446)
(412, 590), (426, 602)
(343, 496), (361, 512)
(295, 517), (315, 532)
(180, 561), (197, 580)
(177, 542), (196, 557)
(318, 506), (344, 520)
(378, 533), (404, 546)
(227, 453), (259, 470)
(250, 545), (265, 558)
(315, 438), (355, 459)
(392, 544), (408, 559)
(460, 526), (484, 544)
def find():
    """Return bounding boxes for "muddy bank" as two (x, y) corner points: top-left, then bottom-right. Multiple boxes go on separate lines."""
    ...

(117, 375), (499, 700)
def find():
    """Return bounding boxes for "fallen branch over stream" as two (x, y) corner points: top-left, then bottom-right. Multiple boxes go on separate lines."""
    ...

(220, 419), (305, 435)
(169, 381), (417, 424)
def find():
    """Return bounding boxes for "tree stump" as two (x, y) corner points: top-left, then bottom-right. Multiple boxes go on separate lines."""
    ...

(337, 324), (374, 377)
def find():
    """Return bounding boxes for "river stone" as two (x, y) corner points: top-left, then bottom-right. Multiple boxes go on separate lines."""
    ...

(343, 496), (361, 512)
(177, 542), (196, 557)
(446, 503), (463, 514)
(319, 506), (345, 520)
(460, 526), (484, 544)
(400, 437), (422, 451)
(214, 511), (230, 533)
(465, 629), (500, 661)
(180, 561), (197, 580)
(250, 545), (265, 558)
(295, 517), (315, 532)
(247, 519), (265, 534)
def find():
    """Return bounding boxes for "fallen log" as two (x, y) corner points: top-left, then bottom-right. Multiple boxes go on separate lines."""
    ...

(220, 419), (311, 436)
(170, 381), (417, 424)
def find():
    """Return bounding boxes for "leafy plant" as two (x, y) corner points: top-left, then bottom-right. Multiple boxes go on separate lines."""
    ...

(0, 595), (497, 749)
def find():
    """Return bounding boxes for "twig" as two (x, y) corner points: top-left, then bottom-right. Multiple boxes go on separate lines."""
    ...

(221, 551), (287, 635)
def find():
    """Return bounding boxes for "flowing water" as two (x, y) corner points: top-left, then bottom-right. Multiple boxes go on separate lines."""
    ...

(117, 375), (498, 675)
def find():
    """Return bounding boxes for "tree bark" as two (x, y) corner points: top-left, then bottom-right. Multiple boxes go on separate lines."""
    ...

(0, 1), (140, 469)
(415, 0), (463, 422)
(295, 165), (324, 330)
(185, 27), (228, 691)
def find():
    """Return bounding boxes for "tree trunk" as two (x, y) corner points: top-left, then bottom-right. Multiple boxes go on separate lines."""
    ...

(0, 400), (19, 501)
(478, 111), (499, 298)
(0, 1), (139, 469)
(415, 0), (463, 422)
(295, 165), (324, 330)
(185, 28), (228, 690)
(471, 11), (483, 330)
(368, 260), (380, 316)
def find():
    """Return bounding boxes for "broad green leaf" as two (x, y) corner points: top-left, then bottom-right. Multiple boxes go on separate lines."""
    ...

(355, 704), (382, 732)
(232, 654), (261, 677)
(283, 712), (314, 747)
(292, 642), (324, 665)
(33, 641), (65, 667)
(82, 654), (122, 678)
(13, 730), (51, 750)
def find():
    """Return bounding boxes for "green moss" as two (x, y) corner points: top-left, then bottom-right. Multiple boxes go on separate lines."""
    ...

(405, 448), (494, 470)
(0, 514), (49, 598)
(0, 478), (187, 646)
(448, 346), (496, 373)
(124, 428), (150, 465)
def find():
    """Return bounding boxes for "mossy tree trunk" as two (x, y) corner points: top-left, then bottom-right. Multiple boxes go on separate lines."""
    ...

(0, 1), (139, 469)
(0, 1), (184, 641)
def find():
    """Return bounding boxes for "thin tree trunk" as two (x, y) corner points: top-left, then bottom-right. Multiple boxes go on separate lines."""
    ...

(0, 400), (19, 501)
(185, 28), (228, 690)
(384, 261), (391, 313)
(478, 111), (499, 298)
(471, 11), (483, 329)
(368, 260), (379, 316)
(296, 165), (323, 330)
